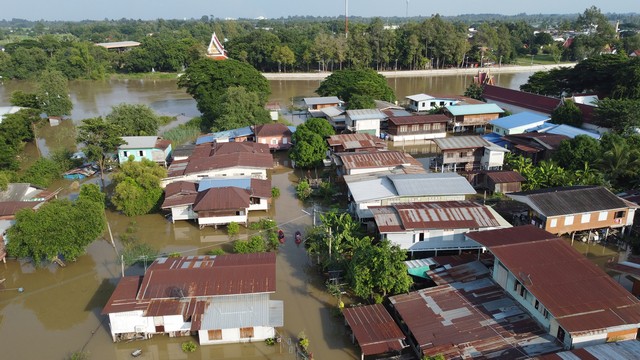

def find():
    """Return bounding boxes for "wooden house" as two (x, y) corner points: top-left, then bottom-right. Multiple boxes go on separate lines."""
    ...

(433, 136), (508, 172)
(507, 186), (637, 236)
(254, 123), (293, 150)
(445, 104), (504, 133)
(475, 170), (525, 194)
(386, 114), (448, 142)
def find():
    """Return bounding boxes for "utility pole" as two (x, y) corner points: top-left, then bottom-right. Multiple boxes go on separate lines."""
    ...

(345, 0), (349, 38)
(328, 227), (332, 261)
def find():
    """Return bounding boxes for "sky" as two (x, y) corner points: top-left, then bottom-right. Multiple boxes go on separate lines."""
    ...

(3, 1), (640, 21)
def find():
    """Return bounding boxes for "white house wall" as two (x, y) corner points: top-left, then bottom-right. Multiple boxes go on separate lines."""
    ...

(198, 214), (247, 226)
(570, 333), (608, 349)
(353, 119), (381, 137)
(198, 326), (275, 345)
(390, 132), (446, 142)
(163, 314), (190, 332)
(171, 206), (197, 221)
(385, 229), (482, 251)
(108, 311), (154, 336)
(161, 168), (268, 187)
(248, 198), (269, 212)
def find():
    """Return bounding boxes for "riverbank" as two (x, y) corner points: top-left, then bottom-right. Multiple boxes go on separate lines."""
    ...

(263, 63), (577, 80)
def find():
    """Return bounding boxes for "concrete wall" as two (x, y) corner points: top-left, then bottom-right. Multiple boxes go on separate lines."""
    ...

(170, 205), (197, 221)
(198, 326), (275, 345)
(385, 229), (482, 251)
(108, 310), (154, 339)
(198, 213), (247, 227)
(161, 168), (268, 187)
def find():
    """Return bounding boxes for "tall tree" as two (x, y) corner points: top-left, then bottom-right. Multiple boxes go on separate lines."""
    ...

(76, 117), (125, 188)
(111, 159), (167, 216)
(551, 100), (582, 127)
(316, 68), (395, 108)
(215, 86), (271, 131)
(106, 103), (159, 136)
(36, 69), (73, 116)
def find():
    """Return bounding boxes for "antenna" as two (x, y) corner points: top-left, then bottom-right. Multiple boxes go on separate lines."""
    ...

(406, 0), (410, 19)
(345, 0), (349, 38)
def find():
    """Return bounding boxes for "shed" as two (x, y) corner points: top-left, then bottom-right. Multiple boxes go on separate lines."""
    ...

(343, 304), (406, 359)
(476, 170), (526, 194)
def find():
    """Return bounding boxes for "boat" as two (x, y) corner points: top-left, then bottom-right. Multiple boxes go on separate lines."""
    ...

(278, 229), (285, 244)
(131, 349), (142, 357)
(295, 231), (302, 245)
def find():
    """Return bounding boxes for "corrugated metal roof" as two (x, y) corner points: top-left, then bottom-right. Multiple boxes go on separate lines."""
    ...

(483, 170), (526, 184)
(507, 186), (629, 217)
(101, 276), (147, 314)
(195, 126), (254, 144)
(120, 136), (160, 149)
(489, 112), (550, 129)
(338, 151), (424, 171)
(466, 225), (556, 248)
(161, 181), (198, 208)
(198, 178), (251, 192)
(303, 96), (342, 106)
(445, 103), (504, 116)
(388, 173), (476, 196)
(532, 123), (601, 140)
(343, 304), (406, 356)
(193, 187), (250, 211)
(390, 268), (563, 359)
(320, 106), (346, 117)
(471, 227), (640, 334)
(434, 135), (490, 150)
(483, 84), (560, 115)
(371, 201), (501, 233)
(255, 123), (292, 137)
(346, 109), (386, 121)
(201, 293), (274, 330)
(346, 176), (397, 203)
(95, 41), (141, 48)
(539, 340), (640, 360)
(327, 133), (386, 151)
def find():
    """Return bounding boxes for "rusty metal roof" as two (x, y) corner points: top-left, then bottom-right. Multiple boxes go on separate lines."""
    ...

(507, 186), (629, 217)
(101, 276), (147, 314)
(371, 201), (501, 233)
(327, 133), (386, 151)
(254, 123), (291, 137)
(473, 227), (640, 334)
(343, 304), (406, 356)
(137, 253), (276, 300)
(482, 170), (526, 184)
(387, 114), (449, 126)
(337, 151), (425, 172)
(161, 181), (198, 208)
(390, 262), (563, 359)
(538, 340), (640, 360)
(466, 224), (555, 248)
(0, 201), (39, 218)
(193, 187), (250, 211)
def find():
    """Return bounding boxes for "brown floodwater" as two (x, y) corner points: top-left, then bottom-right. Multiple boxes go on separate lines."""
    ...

(0, 72), (536, 360)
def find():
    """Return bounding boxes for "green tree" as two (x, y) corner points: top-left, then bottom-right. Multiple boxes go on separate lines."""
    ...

(316, 68), (395, 108)
(347, 240), (412, 301)
(227, 221), (240, 240)
(178, 59), (270, 128)
(215, 86), (271, 131)
(6, 184), (106, 265)
(272, 45), (295, 72)
(111, 159), (167, 216)
(77, 117), (125, 188)
(295, 179), (313, 201)
(10, 90), (40, 109)
(553, 135), (602, 170)
(551, 100), (582, 127)
(36, 69), (73, 117)
(594, 98), (640, 133)
(290, 118), (334, 168)
(596, 141), (640, 190)
(464, 83), (485, 101)
(20, 158), (63, 188)
(106, 103), (160, 136)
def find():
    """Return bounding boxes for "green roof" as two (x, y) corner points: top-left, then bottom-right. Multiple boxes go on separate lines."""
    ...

(445, 103), (504, 116)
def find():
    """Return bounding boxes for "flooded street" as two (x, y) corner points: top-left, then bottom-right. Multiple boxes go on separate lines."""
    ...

(0, 72), (536, 359)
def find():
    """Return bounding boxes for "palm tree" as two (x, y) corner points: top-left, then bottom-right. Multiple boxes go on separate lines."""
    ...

(596, 142), (640, 189)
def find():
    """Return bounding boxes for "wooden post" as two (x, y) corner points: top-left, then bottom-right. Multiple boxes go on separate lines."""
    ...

(121, 255), (125, 277)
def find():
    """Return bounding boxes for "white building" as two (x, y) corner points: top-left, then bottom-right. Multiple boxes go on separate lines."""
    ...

(405, 94), (459, 112)
(345, 109), (386, 137)
(102, 253), (283, 345)
(488, 112), (551, 136)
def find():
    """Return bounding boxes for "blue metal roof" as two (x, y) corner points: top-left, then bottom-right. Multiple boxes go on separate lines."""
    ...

(198, 178), (251, 192)
(483, 132), (510, 147)
(287, 126), (297, 133)
(445, 103), (504, 116)
(489, 112), (550, 129)
(195, 126), (254, 145)
(529, 123), (601, 140)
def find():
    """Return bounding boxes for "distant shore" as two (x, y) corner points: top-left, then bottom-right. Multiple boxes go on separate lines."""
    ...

(262, 63), (577, 80)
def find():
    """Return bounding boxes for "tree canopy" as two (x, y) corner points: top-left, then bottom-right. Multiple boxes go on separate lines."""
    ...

(106, 103), (160, 136)
(77, 117), (125, 188)
(290, 118), (334, 168)
(177, 58), (270, 129)
(316, 68), (395, 109)
(36, 69), (73, 117)
(6, 184), (106, 265)
(215, 86), (271, 131)
(111, 158), (167, 216)
(551, 100), (582, 127)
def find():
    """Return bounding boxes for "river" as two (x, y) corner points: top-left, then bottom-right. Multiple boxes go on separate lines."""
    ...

(0, 72), (536, 360)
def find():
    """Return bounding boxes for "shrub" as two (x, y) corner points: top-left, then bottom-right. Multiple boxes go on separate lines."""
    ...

(168, 252), (181, 257)
(205, 248), (225, 256)
(181, 340), (197, 353)
(271, 186), (281, 198)
(227, 221), (240, 238)
(296, 180), (312, 200)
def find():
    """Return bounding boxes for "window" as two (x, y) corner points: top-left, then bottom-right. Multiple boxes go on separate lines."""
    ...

(549, 219), (557, 228)
(598, 211), (608, 221)
(240, 327), (254, 338)
(432, 123), (442, 130)
(419, 233), (425, 242)
(429, 102), (435, 108)
(439, 101), (445, 106)
(564, 215), (574, 226)
(138, 150), (144, 157)
(543, 309), (549, 319)
(446, 153), (454, 158)
(399, 125), (408, 132)
(421, 102), (426, 107)
(615, 211), (625, 219)
(271, 138), (278, 144)
(122, 151), (128, 157)
(513, 280), (521, 292)
(423, 124), (430, 131)
(534, 300), (539, 310)
(411, 124), (419, 132)
(581, 213), (591, 223)
(459, 151), (468, 157)
(208, 329), (222, 340)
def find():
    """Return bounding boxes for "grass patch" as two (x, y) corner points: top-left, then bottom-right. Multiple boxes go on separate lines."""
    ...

(513, 54), (560, 66)
(157, 115), (176, 126)
(163, 117), (202, 145)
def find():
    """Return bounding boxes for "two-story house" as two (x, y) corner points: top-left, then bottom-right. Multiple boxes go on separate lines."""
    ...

(102, 253), (283, 345)
(506, 186), (637, 237)
(433, 136), (507, 172)
(405, 94), (459, 112)
(254, 123), (294, 151)
(386, 114), (448, 142)
(304, 96), (344, 117)
(445, 103), (504, 133)
(467, 225), (640, 350)
(370, 200), (511, 257)
(118, 136), (172, 167)
(345, 109), (386, 137)
(488, 112), (551, 136)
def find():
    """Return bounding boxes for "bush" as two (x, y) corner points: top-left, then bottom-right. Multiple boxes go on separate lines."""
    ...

(168, 252), (181, 257)
(20, 157), (63, 187)
(205, 248), (225, 256)
(227, 221), (240, 239)
(121, 243), (158, 266)
(271, 186), (281, 198)
(163, 117), (202, 144)
(181, 341), (197, 353)
(296, 180), (312, 201)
